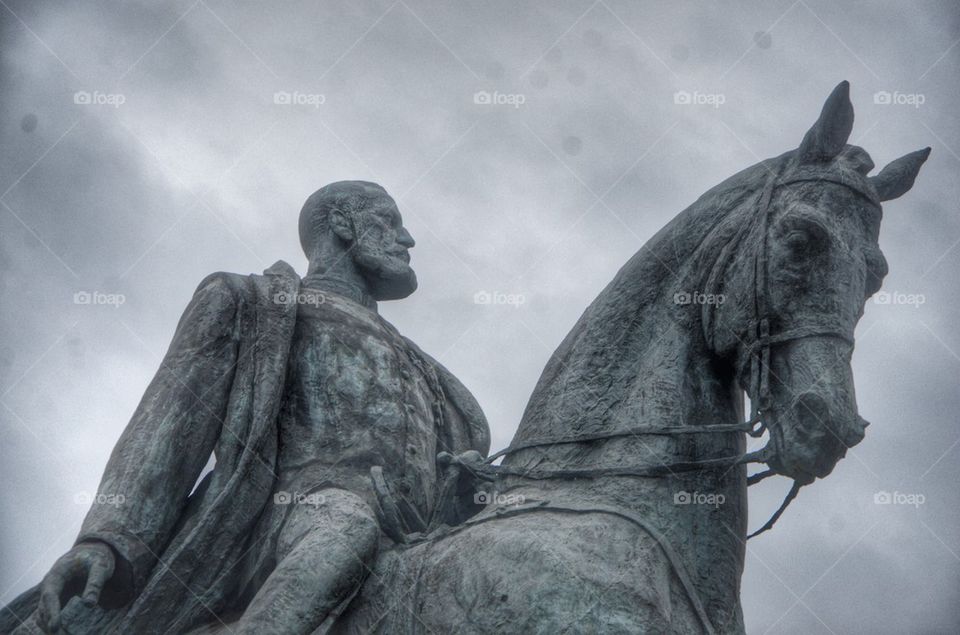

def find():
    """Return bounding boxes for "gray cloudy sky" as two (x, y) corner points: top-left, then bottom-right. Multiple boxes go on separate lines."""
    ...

(1, 1), (958, 633)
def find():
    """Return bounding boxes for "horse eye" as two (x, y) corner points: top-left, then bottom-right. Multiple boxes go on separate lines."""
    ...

(781, 221), (828, 257)
(785, 230), (808, 250)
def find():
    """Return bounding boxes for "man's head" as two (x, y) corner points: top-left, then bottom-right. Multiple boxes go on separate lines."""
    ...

(299, 181), (417, 300)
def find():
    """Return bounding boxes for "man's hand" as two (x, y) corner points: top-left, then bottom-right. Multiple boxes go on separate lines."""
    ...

(437, 450), (491, 481)
(38, 542), (114, 633)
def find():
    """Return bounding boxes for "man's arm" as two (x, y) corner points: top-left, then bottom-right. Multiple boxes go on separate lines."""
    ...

(402, 341), (491, 526)
(38, 272), (242, 631)
(402, 338), (490, 456)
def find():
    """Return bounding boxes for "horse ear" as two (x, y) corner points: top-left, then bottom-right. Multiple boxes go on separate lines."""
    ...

(869, 147), (932, 201)
(797, 81), (854, 163)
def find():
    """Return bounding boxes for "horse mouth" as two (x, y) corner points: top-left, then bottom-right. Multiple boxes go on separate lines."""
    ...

(766, 392), (868, 483)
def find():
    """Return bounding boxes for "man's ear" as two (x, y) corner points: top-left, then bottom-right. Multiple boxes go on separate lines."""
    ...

(329, 208), (355, 242)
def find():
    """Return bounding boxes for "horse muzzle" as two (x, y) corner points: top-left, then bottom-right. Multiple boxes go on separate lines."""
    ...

(766, 391), (869, 482)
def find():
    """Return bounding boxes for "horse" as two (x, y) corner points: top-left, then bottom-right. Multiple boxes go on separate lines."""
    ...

(326, 81), (929, 634)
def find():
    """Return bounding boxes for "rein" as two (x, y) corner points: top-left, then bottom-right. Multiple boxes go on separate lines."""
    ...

(475, 171), (856, 540)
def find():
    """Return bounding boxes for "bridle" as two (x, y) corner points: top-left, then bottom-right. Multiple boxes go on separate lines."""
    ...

(472, 169), (872, 539)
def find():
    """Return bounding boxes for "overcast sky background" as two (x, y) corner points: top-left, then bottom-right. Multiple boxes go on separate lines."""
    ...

(0, 1), (957, 633)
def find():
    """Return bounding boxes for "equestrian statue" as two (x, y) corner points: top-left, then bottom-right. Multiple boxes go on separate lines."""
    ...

(1, 81), (929, 634)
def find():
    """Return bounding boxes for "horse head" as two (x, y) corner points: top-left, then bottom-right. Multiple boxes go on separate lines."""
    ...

(707, 81), (929, 485)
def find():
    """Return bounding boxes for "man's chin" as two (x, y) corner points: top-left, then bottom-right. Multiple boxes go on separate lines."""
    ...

(368, 268), (418, 301)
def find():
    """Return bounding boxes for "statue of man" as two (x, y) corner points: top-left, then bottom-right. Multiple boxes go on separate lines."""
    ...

(14, 181), (490, 634)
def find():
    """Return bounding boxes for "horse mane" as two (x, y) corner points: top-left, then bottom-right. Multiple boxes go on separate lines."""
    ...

(513, 137), (889, 452)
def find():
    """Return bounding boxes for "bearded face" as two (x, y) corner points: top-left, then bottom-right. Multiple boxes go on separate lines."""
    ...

(348, 195), (418, 300)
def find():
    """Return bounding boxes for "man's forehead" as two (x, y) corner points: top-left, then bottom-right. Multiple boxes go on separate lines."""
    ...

(367, 195), (399, 214)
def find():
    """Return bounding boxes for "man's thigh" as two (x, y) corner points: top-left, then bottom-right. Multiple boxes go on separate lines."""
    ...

(276, 487), (380, 564)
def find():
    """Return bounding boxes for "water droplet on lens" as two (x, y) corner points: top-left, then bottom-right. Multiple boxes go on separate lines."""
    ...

(567, 67), (586, 86)
(67, 337), (86, 359)
(485, 61), (505, 80)
(529, 70), (549, 89)
(20, 114), (38, 133)
(583, 29), (602, 48)
(828, 514), (845, 533)
(562, 136), (582, 156)
(0, 346), (15, 371)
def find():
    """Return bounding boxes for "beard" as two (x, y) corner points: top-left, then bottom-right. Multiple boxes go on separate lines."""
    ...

(354, 249), (418, 300)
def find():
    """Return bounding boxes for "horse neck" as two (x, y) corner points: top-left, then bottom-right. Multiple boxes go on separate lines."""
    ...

(502, 210), (749, 632)
(510, 211), (742, 451)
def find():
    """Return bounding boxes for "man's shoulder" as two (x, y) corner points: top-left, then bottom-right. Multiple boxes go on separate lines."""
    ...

(195, 271), (248, 295)
(192, 261), (299, 302)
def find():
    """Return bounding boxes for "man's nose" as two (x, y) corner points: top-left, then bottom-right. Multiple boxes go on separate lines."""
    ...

(397, 227), (415, 248)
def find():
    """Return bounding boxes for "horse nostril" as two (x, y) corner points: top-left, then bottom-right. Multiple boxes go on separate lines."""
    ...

(844, 414), (869, 446)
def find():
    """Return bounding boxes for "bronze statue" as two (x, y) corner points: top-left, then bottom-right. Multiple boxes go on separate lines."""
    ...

(9, 181), (490, 634)
(3, 82), (929, 634)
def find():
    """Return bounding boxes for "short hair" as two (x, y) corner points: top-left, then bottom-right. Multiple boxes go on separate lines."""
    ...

(298, 181), (387, 257)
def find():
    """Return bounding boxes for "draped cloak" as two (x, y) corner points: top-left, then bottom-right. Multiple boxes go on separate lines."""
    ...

(2, 261), (490, 634)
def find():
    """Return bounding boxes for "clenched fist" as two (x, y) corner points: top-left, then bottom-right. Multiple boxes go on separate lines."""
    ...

(38, 541), (114, 633)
